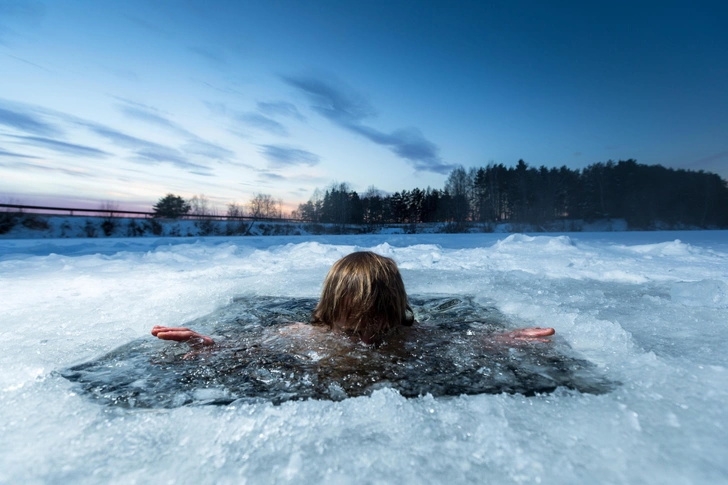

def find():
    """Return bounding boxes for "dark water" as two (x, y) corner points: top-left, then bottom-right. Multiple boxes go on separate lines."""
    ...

(61, 296), (614, 408)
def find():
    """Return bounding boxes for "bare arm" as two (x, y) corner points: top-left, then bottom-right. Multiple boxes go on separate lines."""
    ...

(504, 327), (554, 339)
(490, 327), (555, 344)
(151, 322), (316, 349)
(151, 326), (215, 346)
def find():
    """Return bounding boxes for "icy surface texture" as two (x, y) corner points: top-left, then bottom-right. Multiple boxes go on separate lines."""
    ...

(62, 296), (610, 407)
(1, 231), (728, 484)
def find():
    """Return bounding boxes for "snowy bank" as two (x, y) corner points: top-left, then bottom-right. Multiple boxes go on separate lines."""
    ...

(1, 232), (727, 484)
(1, 212), (636, 239)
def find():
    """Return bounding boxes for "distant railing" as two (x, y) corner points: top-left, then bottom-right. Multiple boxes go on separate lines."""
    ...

(0, 203), (307, 223)
(0, 203), (153, 218)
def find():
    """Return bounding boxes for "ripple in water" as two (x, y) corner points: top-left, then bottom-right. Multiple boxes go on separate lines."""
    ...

(61, 296), (614, 407)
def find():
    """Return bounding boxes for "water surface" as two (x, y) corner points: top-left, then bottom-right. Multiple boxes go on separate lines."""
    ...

(63, 296), (612, 407)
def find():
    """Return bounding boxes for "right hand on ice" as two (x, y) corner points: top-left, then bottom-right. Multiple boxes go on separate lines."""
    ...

(151, 326), (215, 346)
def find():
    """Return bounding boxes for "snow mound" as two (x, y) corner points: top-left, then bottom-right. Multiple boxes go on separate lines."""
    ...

(493, 234), (576, 251)
(620, 239), (697, 257)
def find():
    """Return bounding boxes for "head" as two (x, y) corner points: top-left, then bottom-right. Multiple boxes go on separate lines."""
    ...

(311, 251), (413, 343)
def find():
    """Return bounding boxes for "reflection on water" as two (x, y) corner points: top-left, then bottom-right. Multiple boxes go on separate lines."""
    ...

(62, 296), (614, 408)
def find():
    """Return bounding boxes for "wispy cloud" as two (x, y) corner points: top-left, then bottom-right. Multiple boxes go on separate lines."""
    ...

(188, 169), (215, 177)
(199, 81), (244, 96)
(83, 122), (157, 148)
(208, 100), (299, 138)
(188, 46), (227, 68)
(258, 144), (320, 169)
(181, 140), (235, 160)
(283, 75), (375, 123)
(0, 105), (61, 137)
(5, 53), (53, 73)
(0, 147), (39, 159)
(237, 112), (288, 136)
(351, 125), (443, 171)
(258, 171), (286, 181)
(115, 100), (197, 139)
(132, 145), (209, 172)
(81, 122), (212, 174)
(685, 150), (728, 177)
(691, 150), (728, 166)
(113, 98), (236, 165)
(0, 98), (224, 175)
(5, 134), (109, 158)
(257, 101), (306, 121)
(0, 158), (95, 178)
(282, 74), (455, 174)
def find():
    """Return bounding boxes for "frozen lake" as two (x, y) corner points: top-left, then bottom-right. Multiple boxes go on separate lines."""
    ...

(1, 232), (727, 484)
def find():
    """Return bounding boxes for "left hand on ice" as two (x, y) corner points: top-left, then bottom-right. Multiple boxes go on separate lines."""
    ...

(503, 327), (555, 342)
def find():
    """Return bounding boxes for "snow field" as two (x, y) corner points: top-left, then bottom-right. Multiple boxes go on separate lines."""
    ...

(1, 232), (727, 484)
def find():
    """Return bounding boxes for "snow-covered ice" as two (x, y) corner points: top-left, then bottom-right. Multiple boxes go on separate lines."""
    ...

(1, 231), (727, 484)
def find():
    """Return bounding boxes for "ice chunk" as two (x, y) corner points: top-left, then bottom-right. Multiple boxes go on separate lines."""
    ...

(670, 279), (728, 308)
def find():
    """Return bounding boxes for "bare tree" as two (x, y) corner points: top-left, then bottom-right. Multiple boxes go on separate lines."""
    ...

(226, 202), (246, 235)
(189, 194), (211, 217)
(248, 193), (275, 219)
(444, 166), (472, 223)
(226, 202), (244, 219)
(245, 193), (275, 234)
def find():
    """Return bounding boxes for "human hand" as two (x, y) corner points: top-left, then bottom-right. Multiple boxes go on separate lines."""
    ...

(151, 326), (215, 346)
(502, 327), (555, 342)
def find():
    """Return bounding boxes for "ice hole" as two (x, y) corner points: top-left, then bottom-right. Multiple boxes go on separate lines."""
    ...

(62, 296), (614, 408)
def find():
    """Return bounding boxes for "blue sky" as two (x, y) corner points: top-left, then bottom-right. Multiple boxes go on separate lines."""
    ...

(1, 0), (726, 212)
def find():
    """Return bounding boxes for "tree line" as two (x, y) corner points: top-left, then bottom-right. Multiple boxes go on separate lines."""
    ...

(152, 193), (284, 220)
(4, 159), (725, 236)
(292, 160), (728, 229)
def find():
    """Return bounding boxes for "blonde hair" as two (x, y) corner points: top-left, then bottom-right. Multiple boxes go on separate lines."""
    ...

(311, 251), (413, 340)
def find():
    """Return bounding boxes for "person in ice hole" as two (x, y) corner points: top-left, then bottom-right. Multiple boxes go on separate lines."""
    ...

(151, 251), (555, 348)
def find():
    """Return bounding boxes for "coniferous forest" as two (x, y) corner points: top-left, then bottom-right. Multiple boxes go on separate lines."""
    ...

(293, 160), (728, 229)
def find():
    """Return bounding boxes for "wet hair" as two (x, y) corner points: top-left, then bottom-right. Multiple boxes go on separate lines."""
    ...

(311, 251), (414, 341)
